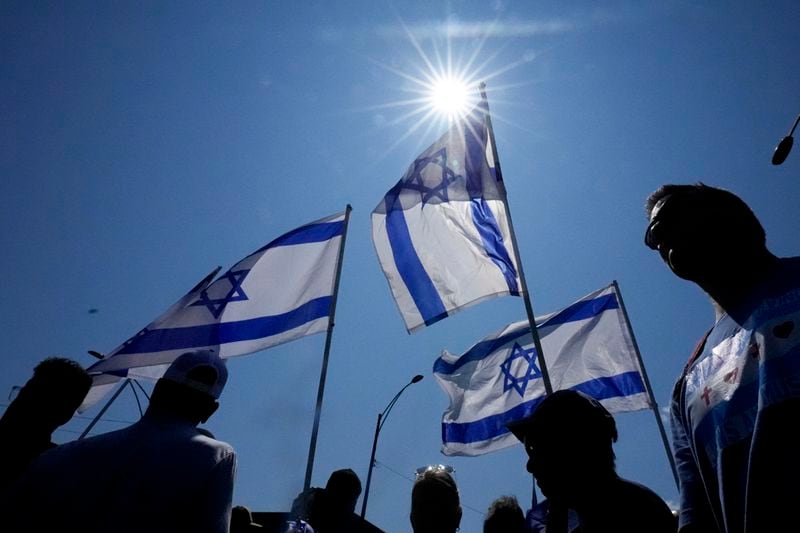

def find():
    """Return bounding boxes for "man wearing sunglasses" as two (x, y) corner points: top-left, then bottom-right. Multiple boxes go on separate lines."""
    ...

(645, 183), (800, 533)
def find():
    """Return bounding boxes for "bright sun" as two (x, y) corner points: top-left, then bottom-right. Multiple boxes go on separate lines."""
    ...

(359, 22), (531, 157)
(429, 76), (472, 119)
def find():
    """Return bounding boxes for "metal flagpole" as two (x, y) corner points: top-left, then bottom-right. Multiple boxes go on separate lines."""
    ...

(78, 378), (132, 439)
(303, 205), (353, 492)
(611, 280), (679, 488)
(479, 82), (553, 395)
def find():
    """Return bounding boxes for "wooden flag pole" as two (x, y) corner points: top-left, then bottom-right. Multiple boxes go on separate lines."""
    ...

(303, 205), (353, 492)
(479, 82), (552, 396)
(612, 280), (679, 488)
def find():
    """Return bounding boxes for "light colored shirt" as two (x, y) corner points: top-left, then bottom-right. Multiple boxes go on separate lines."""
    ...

(8, 411), (236, 533)
(672, 257), (800, 533)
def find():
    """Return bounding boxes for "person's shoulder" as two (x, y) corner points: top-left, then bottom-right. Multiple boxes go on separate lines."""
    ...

(20, 425), (131, 485)
(752, 256), (800, 309)
(613, 478), (676, 530)
(189, 427), (236, 460)
(40, 425), (129, 461)
(768, 256), (800, 287)
(778, 256), (800, 277)
(614, 477), (672, 510)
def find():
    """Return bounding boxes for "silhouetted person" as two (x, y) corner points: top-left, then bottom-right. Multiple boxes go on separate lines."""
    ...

(289, 486), (324, 529)
(410, 467), (462, 533)
(509, 390), (674, 533)
(231, 505), (263, 531)
(645, 183), (800, 533)
(0, 357), (91, 493)
(294, 468), (364, 533)
(7, 350), (236, 533)
(324, 468), (361, 515)
(483, 495), (525, 533)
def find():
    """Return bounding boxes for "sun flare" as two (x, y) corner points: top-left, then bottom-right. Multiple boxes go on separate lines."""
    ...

(429, 76), (472, 120)
(360, 20), (534, 158)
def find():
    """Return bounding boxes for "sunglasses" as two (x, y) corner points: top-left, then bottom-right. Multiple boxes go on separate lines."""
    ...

(644, 194), (698, 251)
(644, 218), (663, 250)
(415, 464), (455, 479)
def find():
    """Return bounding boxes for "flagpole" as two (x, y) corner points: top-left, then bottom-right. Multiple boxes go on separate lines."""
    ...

(479, 82), (553, 395)
(78, 378), (132, 439)
(303, 205), (353, 492)
(611, 280), (679, 489)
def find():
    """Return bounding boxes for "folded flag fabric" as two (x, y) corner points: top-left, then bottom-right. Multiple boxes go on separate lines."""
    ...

(371, 102), (521, 333)
(81, 211), (347, 410)
(434, 284), (650, 456)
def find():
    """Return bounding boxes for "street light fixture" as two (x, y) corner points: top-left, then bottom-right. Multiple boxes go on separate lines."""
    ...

(360, 374), (424, 519)
(772, 113), (800, 165)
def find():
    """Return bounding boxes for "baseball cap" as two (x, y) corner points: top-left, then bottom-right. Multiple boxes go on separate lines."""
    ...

(163, 350), (228, 399)
(505, 390), (617, 444)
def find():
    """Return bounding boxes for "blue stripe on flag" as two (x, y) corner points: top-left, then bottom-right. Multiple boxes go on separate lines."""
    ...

(433, 327), (529, 374)
(442, 371), (646, 444)
(433, 292), (620, 375)
(470, 198), (519, 295)
(385, 206), (448, 326)
(255, 221), (344, 254)
(115, 296), (332, 354)
(546, 292), (619, 327)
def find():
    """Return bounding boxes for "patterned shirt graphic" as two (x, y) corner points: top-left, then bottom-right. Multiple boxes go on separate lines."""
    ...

(672, 257), (800, 533)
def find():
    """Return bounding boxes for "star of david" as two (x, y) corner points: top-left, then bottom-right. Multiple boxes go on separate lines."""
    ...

(401, 148), (459, 206)
(500, 342), (542, 397)
(190, 269), (250, 319)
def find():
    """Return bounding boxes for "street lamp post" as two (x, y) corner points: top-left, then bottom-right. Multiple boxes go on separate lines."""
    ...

(360, 374), (424, 520)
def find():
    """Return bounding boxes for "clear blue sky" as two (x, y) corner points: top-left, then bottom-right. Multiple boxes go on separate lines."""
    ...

(2, 1), (799, 531)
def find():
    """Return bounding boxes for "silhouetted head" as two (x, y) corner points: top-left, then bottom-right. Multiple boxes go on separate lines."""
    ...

(7, 358), (91, 435)
(289, 487), (324, 524)
(148, 350), (228, 425)
(508, 390), (618, 506)
(644, 183), (766, 283)
(410, 467), (462, 533)
(230, 505), (263, 531)
(483, 495), (525, 533)
(324, 468), (362, 514)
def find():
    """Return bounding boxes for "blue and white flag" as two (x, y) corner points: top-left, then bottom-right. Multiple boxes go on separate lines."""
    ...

(81, 211), (347, 410)
(434, 284), (650, 456)
(80, 266), (222, 411)
(371, 103), (521, 333)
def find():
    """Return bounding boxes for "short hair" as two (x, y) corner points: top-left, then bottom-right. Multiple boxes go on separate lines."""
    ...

(527, 390), (618, 471)
(484, 495), (525, 533)
(644, 183), (766, 246)
(31, 357), (92, 397)
(411, 469), (461, 532)
(325, 468), (362, 499)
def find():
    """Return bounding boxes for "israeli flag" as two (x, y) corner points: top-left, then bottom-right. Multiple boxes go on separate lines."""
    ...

(80, 266), (221, 410)
(434, 284), (651, 456)
(81, 211), (347, 410)
(371, 103), (521, 333)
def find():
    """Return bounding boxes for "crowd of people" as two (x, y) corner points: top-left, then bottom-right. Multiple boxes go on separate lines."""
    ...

(1, 183), (798, 532)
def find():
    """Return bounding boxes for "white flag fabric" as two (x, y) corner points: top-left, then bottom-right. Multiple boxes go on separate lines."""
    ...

(434, 284), (651, 456)
(81, 211), (347, 411)
(371, 103), (521, 333)
(79, 267), (221, 411)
